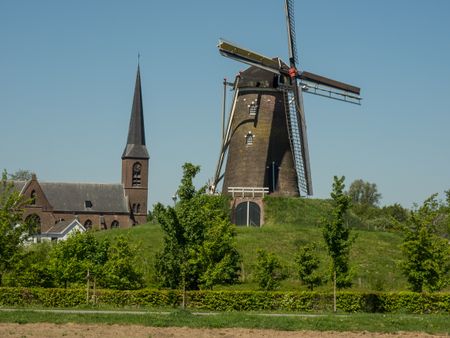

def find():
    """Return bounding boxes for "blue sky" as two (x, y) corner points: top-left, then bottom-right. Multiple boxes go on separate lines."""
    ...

(1, 0), (449, 209)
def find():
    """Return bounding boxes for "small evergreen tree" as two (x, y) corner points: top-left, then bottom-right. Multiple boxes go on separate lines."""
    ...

(254, 249), (285, 290)
(295, 243), (323, 290)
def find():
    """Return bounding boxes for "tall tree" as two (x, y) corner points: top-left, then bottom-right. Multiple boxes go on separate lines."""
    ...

(323, 176), (355, 290)
(401, 194), (450, 292)
(347, 179), (381, 207)
(9, 169), (33, 181)
(0, 171), (30, 285)
(154, 163), (240, 290)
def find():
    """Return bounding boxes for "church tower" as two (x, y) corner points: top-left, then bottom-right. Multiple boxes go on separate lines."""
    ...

(122, 65), (149, 225)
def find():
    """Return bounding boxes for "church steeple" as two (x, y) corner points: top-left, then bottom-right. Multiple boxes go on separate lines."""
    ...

(121, 65), (149, 225)
(122, 65), (149, 159)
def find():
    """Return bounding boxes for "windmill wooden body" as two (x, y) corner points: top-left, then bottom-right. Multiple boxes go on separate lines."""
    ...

(212, 0), (361, 226)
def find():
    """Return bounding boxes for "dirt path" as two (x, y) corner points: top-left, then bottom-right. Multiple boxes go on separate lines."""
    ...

(0, 323), (446, 338)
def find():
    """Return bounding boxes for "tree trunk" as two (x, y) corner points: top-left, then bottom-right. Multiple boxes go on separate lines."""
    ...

(333, 270), (337, 313)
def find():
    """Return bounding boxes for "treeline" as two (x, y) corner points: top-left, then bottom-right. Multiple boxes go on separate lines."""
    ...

(1, 168), (449, 294)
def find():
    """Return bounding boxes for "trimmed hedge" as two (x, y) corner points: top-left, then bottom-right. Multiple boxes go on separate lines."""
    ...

(0, 288), (448, 314)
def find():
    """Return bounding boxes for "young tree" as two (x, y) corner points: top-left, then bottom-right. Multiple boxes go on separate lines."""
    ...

(49, 232), (109, 288)
(5, 242), (53, 287)
(0, 171), (30, 285)
(401, 194), (450, 292)
(101, 236), (143, 290)
(254, 249), (285, 291)
(323, 176), (355, 290)
(295, 243), (323, 290)
(154, 163), (240, 290)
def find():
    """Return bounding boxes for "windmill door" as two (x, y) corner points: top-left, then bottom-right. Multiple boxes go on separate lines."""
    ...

(235, 201), (261, 227)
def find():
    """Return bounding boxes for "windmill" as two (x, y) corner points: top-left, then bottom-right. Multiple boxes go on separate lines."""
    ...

(211, 0), (361, 226)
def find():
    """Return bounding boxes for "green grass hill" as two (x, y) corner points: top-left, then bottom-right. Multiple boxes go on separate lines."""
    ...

(94, 196), (409, 291)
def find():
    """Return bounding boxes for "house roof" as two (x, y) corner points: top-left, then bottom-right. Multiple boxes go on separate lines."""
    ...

(122, 65), (149, 159)
(42, 218), (85, 237)
(39, 182), (129, 213)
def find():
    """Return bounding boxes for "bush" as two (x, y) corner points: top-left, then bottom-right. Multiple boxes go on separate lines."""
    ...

(0, 288), (448, 313)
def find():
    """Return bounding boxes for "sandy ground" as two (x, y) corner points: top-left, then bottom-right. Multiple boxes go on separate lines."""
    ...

(0, 323), (447, 338)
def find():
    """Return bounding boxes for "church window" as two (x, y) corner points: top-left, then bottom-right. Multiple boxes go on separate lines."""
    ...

(137, 204), (141, 213)
(85, 200), (93, 208)
(111, 220), (119, 228)
(30, 190), (36, 205)
(84, 219), (92, 230)
(132, 162), (142, 186)
(245, 132), (254, 145)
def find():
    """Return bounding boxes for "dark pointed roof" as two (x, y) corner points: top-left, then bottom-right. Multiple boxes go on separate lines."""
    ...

(122, 65), (149, 159)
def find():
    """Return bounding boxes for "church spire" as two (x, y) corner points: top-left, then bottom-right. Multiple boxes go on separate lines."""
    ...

(122, 65), (149, 159)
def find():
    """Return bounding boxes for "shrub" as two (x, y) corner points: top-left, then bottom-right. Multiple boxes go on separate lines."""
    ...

(0, 288), (448, 314)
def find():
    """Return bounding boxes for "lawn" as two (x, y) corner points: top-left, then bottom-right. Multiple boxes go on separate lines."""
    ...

(0, 308), (448, 335)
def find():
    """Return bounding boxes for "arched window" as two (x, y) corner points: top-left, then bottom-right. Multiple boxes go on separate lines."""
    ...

(248, 100), (258, 116)
(132, 162), (142, 186)
(136, 204), (141, 213)
(235, 201), (261, 227)
(30, 190), (36, 205)
(25, 214), (41, 235)
(132, 203), (136, 213)
(111, 220), (119, 229)
(84, 219), (92, 230)
(245, 132), (254, 145)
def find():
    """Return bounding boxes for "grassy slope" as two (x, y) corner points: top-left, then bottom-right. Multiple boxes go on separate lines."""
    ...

(94, 197), (408, 291)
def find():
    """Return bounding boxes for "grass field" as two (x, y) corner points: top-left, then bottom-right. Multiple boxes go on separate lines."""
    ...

(93, 197), (410, 291)
(0, 308), (448, 334)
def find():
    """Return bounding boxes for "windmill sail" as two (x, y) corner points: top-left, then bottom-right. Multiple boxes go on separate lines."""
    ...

(216, 0), (360, 199)
(284, 0), (313, 195)
(283, 86), (312, 195)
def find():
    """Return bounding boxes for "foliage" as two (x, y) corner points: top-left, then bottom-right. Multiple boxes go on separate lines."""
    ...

(0, 171), (31, 285)
(400, 194), (450, 292)
(323, 176), (355, 289)
(254, 249), (285, 291)
(48, 232), (109, 288)
(347, 179), (381, 207)
(48, 232), (144, 290)
(8, 169), (33, 181)
(100, 236), (144, 290)
(154, 163), (240, 290)
(295, 243), (324, 290)
(4, 242), (53, 288)
(381, 203), (409, 223)
(0, 287), (449, 314)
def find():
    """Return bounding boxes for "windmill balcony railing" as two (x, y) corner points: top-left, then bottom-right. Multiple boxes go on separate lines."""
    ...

(228, 187), (270, 198)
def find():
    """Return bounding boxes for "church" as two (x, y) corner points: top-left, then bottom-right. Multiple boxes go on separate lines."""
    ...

(13, 66), (149, 234)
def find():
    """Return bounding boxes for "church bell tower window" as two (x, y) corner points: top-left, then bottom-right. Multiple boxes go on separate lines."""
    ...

(132, 162), (142, 186)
